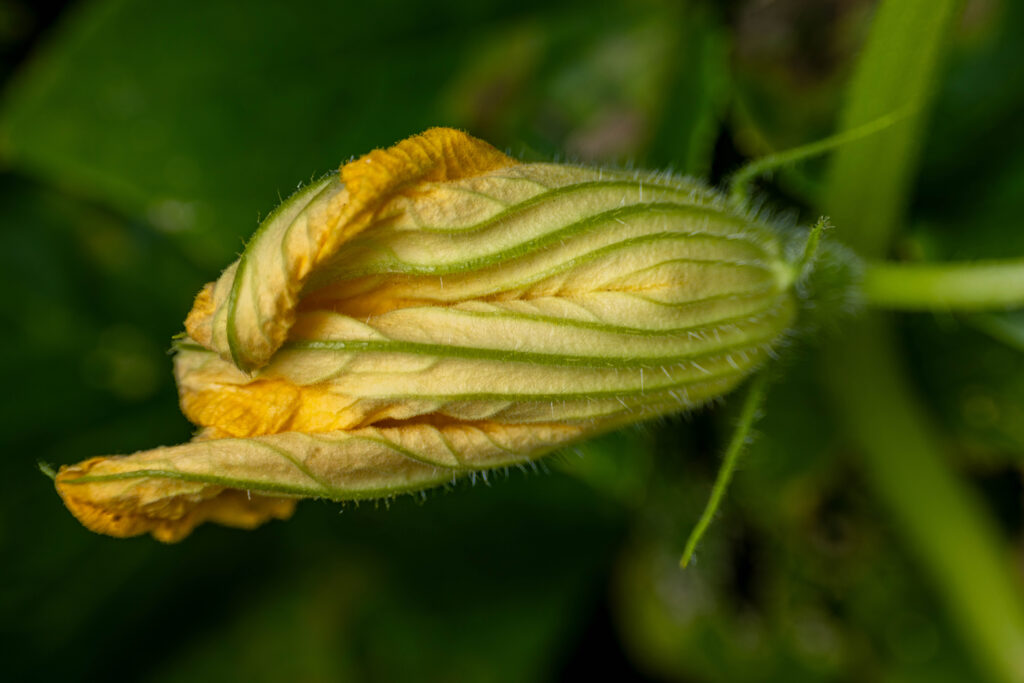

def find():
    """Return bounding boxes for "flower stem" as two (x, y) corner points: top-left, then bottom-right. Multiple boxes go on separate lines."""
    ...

(862, 258), (1024, 311)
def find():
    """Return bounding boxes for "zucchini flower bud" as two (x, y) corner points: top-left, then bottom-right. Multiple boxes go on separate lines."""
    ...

(56, 128), (797, 542)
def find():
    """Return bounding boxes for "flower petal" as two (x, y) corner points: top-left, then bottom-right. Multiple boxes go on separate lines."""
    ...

(56, 128), (800, 541)
(186, 128), (517, 372)
(56, 421), (586, 542)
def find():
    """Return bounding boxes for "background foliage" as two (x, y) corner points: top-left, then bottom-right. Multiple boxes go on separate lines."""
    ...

(1, 0), (1023, 681)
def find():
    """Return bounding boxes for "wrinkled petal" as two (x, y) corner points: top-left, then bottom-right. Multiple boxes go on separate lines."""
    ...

(186, 127), (517, 372)
(56, 128), (799, 541)
(56, 421), (587, 541)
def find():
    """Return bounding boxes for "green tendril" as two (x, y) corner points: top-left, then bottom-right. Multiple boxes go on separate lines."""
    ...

(680, 371), (770, 568)
(728, 107), (914, 209)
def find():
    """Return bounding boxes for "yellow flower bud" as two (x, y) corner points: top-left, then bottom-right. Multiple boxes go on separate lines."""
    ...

(56, 128), (798, 542)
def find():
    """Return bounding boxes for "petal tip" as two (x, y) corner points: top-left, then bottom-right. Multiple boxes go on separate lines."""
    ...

(55, 458), (296, 543)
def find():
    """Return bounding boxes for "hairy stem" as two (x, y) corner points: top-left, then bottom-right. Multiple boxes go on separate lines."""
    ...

(680, 372), (769, 568)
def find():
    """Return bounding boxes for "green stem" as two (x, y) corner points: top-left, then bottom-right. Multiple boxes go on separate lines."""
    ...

(820, 0), (1024, 678)
(680, 372), (768, 568)
(862, 258), (1024, 310)
(823, 316), (1024, 683)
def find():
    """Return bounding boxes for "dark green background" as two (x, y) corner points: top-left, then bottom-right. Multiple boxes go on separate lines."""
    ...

(1, 1), (1022, 681)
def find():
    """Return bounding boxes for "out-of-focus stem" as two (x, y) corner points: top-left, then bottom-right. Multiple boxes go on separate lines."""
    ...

(820, 0), (1024, 678)
(862, 259), (1024, 311)
(824, 315), (1024, 683)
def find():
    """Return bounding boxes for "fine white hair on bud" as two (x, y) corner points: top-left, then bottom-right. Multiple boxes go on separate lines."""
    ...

(56, 127), (799, 542)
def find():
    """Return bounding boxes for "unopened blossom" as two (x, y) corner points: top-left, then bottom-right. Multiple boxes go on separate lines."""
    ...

(56, 127), (798, 542)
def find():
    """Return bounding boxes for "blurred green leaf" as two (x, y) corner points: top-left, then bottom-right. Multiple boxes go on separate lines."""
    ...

(443, 1), (729, 172)
(136, 475), (625, 683)
(970, 311), (1024, 353)
(614, 354), (981, 682)
(0, 0), (570, 268)
(915, 0), (1024, 242)
(824, 0), (960, 256)
(902, 314), (1024, 460)
(873, 2), (1024, 465)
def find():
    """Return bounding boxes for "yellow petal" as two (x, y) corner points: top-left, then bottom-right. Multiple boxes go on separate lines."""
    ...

(173, 148), (795, 439)
(56, 421), (586, 541)
(186, 128), (516, 372)
(56, 128), (800, 542)
(56, 457), (296, 543)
